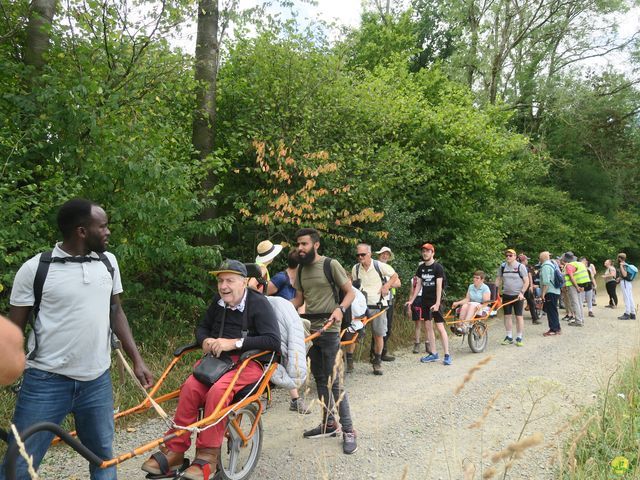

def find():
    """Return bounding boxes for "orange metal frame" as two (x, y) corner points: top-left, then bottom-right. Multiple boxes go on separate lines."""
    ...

(442, 295), (520, 328)
(50, 309), (384, 469)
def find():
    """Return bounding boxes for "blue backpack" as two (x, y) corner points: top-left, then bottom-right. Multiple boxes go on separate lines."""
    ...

(546, 263), (565, 289)
(625, 264), (638, 281)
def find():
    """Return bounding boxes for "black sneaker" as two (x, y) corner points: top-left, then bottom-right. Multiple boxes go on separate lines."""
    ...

(631, 314), (637, 320)
(343, 430), (358, 454)
(618, 313), (631, 320)
(303, 422), (340, 439)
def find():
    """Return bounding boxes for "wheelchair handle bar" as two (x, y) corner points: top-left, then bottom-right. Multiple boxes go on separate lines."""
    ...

(4, 422), (104, 480)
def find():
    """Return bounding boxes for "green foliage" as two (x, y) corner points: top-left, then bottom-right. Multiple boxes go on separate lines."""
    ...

(562, 355), (640, 478)
(0, 0), (225, 321)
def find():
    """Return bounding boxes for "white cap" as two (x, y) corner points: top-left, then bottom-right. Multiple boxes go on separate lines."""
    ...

(375, 246), (394, 261)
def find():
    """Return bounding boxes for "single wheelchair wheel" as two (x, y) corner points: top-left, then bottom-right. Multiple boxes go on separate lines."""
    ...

(467, 321), (488, 353)
(216, 403), (263, 480)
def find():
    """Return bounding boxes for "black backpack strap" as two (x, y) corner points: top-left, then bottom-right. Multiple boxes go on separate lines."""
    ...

(297, 264), (304, 295)
(372, 260), (387, 283)
(29, 251), (55, 360)
(32, 251), (53, 323)
(323, 257), (340, 304)
(97, 252), (115, 281)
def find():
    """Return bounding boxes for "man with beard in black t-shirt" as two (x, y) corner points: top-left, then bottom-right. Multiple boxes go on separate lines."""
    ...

(406, 243), (451, 366)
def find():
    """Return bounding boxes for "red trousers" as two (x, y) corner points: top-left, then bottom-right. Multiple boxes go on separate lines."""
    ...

(165, 356), (263, 451)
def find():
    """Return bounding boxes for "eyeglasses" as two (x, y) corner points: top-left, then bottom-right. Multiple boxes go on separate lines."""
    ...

(356, 253), (367, 257)
(506, 254), (515, 257)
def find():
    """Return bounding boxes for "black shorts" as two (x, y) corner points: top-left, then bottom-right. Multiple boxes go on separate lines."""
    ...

(411, 296), (423, 321)
(502, 294), (524, 316)
(420, 299), (445, 323)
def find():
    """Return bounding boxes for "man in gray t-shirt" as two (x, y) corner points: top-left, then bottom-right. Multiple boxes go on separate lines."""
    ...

(495, 249), (529, 347)
(2, 199), (152, 480)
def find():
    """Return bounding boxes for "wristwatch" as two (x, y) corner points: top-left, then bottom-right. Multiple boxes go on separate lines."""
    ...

(235, 338), (244, 349)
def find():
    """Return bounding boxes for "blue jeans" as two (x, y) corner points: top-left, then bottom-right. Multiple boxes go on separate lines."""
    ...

(1, 368), (116, 480)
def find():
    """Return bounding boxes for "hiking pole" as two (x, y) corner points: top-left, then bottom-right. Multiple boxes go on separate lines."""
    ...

(111, 335), (173, 428)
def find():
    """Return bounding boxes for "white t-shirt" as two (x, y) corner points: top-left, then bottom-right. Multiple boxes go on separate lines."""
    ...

(10, 243), (123, 381)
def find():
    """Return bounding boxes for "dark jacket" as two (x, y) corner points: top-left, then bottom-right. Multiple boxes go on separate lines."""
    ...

(195, 288), (281, 353)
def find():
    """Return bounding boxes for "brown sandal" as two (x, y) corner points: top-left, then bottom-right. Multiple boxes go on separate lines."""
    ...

(141, 446), (189, 478)
(180, 447), (220, 480)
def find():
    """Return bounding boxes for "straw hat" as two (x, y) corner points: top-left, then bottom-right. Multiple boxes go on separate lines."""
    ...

(375, 246), (395, 261)
(255, 240), (283, 264)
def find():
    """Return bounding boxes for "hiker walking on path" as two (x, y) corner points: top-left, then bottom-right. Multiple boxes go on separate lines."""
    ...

(292, 228), (358, 454)
(602, 259), (618, 308)
(375, 246), (401, 363)
(352, 243), (399, 375)
(518, 254), (541, 324)
(560, 252), (587, 327)
(2, 198), (153, 480)
(268, 249), (299, 301)
(496, 248), (529, 346)
(579, 257), (596, 318)
(407, 268), (429, 354)
(406, 243), (451, 366)
(539, 251), (562, 336)
(617, 252), (637, 320)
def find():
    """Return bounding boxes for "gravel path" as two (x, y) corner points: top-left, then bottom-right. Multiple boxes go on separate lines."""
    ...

(38, 286), (639, 479)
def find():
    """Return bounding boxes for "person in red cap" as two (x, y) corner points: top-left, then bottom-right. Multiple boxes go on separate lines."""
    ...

(406, 243), (451, 366)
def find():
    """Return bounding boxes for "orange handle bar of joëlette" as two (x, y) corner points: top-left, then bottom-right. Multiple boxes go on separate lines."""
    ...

(339, 307), (388, 345)
(444, 295), (521, 318)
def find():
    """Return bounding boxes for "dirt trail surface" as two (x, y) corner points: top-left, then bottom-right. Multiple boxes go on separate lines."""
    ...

(39, 287), (639, 479)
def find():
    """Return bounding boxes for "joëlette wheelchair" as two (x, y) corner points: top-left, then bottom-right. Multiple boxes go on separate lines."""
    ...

(2, 263), (289, 480)
(442, 284), (520, 353)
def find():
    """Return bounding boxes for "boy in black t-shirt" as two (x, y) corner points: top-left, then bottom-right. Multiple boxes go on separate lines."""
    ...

(406, 243), (451, 366)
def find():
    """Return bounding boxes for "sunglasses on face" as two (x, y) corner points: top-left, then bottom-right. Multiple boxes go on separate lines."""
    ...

(356, 253), (367, 257)
(506, 254), (515, 257)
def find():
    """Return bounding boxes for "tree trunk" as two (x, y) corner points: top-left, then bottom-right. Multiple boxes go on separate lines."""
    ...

(192, 0), (220, 226)
(23, 0), (57, 71)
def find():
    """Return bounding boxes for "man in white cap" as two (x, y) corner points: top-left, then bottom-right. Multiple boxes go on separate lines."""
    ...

(374, 247), (401, 362)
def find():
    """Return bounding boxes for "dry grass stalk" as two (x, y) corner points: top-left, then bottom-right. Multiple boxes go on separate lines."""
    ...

(490, 431), (544, 463)
(455, 355), (494, 395)
(10, 424), (40, 480)
(566, 414), (598, 472)
(469, 391), (501, 429)
(463, 461), (476, 479)
(482, 466), (497, 479)
(400, 465), (409, 480)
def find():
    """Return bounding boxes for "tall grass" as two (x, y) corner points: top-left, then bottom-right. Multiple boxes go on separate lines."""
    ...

(560, 354), (640, 479)
(0, 329), (196, 457)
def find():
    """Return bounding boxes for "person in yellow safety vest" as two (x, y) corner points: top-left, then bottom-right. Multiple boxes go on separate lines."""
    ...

(560, 251), (588, 326)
